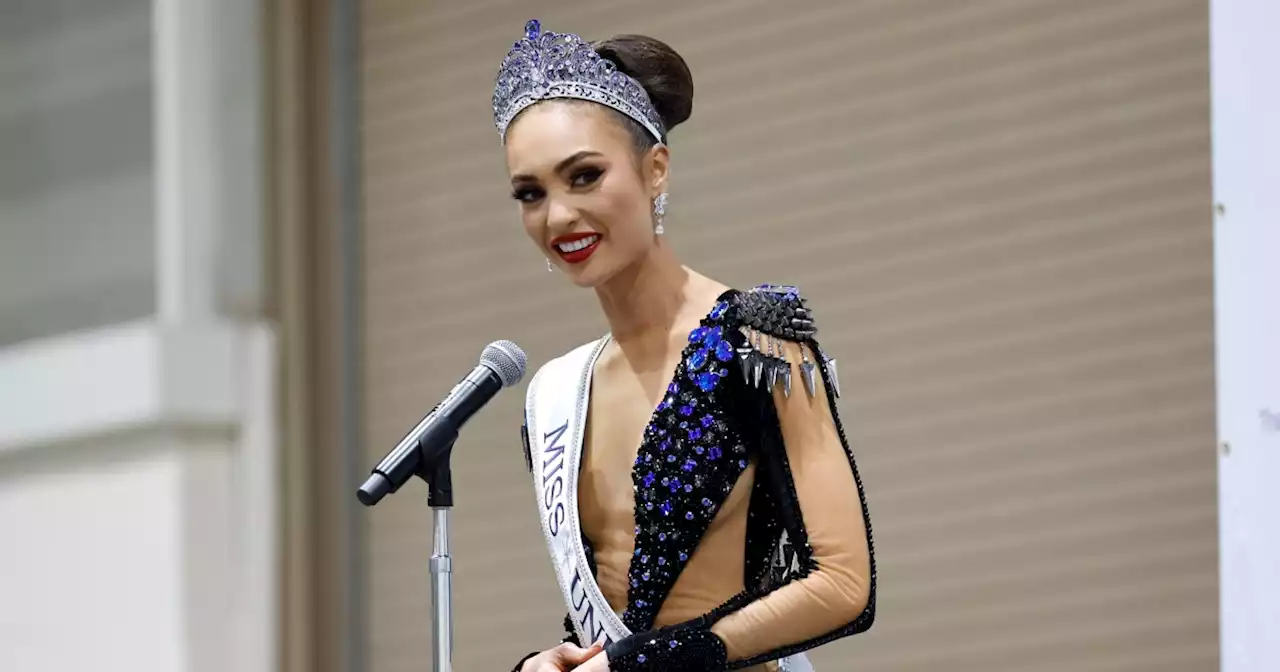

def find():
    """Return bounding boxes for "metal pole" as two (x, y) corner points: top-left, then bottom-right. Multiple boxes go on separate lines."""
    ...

(431, 507), (453, 672)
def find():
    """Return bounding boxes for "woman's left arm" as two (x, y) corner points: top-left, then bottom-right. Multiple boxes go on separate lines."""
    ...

(600, 332), (874, 671)
(708, 338), (872, 662)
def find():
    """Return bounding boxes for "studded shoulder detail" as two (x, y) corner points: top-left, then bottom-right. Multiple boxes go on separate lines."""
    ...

(729, 284), (841, 399)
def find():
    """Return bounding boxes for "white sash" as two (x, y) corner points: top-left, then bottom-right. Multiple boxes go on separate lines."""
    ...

(525, 337), (632, 647)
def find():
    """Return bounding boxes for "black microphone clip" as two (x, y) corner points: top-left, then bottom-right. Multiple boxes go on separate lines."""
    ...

(357, 340), (527, 508)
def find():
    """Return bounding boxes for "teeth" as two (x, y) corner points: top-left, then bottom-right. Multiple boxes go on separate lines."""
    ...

(556, 235), (599, 253)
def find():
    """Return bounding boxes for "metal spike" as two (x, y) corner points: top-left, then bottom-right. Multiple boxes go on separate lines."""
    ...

(736, 346), (755, 382)
(824, 358), (841, 398)
(778, 339), (792, 398)
(763, 336), (779, 393)
(800, 360), (817, 398)
(799, 347), (817, 398)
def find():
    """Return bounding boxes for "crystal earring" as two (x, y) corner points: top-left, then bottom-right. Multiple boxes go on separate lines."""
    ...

(653, 192), (669, 235)
(546, 258), (554, 272)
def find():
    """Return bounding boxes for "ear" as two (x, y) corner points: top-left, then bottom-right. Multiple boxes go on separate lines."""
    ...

(644, 143), (671, 197)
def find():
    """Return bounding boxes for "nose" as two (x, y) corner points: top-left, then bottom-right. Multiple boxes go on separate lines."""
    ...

(545, 194), (578, 234)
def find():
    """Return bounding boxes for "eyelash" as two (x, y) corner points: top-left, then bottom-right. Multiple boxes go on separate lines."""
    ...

(512, 167), (604, 203)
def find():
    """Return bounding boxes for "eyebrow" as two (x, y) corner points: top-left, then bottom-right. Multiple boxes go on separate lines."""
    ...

(511, 150), (604, 183)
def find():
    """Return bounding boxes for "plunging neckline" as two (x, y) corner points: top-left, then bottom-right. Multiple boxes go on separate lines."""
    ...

(577, 287), (740, 622)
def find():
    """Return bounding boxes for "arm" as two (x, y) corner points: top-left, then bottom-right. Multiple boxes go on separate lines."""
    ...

(604, 332), (875, 671)
(711, 338), (872, 663)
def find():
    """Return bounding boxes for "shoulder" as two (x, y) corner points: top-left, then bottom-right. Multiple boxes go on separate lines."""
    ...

(723, 284), (818, 344)
(719, 284), (835, 400)
(525, 337), (606, 401)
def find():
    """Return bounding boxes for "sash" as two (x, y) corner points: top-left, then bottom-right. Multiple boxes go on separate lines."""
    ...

(525, 337), (632, 647)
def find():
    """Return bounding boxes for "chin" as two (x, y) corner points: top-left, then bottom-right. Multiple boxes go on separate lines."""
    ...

(563, 255), (619, 289)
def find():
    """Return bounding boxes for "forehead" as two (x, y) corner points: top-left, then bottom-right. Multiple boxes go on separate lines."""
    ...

(504, 101), (630, 175)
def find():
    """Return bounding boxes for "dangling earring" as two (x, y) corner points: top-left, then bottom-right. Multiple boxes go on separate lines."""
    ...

(653, 192), (669, 235)
(546, 258), (554, 272)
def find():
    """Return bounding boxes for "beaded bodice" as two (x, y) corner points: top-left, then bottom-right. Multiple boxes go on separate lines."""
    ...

(588, 285), (876, 648)
(521, 284), (876, 672)
(620, 296), (754, 631)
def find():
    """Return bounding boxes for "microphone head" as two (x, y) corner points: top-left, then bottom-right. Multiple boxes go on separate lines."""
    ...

(480, 340), (527, 387)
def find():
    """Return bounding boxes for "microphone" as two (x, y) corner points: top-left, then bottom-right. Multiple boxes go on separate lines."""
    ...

(357, 340), (527, 506)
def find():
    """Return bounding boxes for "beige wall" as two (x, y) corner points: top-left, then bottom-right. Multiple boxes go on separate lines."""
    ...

(354, 1), (1216, 670)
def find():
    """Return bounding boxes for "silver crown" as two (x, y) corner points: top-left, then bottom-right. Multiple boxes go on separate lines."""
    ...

(492, 19), (666, 144)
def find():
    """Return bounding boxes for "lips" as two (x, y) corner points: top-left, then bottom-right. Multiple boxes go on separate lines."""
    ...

(551, 232), (601, 264)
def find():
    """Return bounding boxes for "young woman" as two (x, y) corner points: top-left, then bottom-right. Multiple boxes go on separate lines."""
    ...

(497, 20), (876, 672)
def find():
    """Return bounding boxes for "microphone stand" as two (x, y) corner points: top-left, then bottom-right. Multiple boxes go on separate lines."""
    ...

(419, 442), (456, 672)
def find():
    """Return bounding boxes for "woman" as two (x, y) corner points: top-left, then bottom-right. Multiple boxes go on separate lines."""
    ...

(498, 20), (876, 672)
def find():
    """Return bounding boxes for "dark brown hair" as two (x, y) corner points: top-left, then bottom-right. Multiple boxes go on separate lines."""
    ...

(592, 34), (694, 150)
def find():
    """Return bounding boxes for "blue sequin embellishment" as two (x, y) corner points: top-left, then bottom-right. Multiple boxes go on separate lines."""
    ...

(689, 349), (708, 371)
(709, 446), (722, 459)
(714, 339), (734, 362)
(696, 372), (719, 392)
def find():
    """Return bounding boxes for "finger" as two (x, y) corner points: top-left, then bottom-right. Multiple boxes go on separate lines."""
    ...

(560, 643), (603, 665)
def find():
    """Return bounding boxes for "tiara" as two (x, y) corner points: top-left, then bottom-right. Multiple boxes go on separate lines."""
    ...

(492, 19), (667, 144)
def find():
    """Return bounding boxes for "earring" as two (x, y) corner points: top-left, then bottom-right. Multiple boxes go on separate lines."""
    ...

(546, 258), (554, 272)
(653, 192), (668, 235)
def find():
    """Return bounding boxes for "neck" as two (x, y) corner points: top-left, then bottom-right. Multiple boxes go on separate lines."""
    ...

(595, 240), (691, 344)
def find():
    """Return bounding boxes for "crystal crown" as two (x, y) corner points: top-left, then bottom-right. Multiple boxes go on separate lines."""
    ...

(492, 19), (667, 144)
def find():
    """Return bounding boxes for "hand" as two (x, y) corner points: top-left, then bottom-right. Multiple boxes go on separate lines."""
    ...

(574, 649), (610, 672)
(520, 641), (605, 672)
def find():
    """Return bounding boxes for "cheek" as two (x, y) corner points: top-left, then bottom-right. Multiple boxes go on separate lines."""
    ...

(594, 176), (647, 235)
(519, 205), (548, 246)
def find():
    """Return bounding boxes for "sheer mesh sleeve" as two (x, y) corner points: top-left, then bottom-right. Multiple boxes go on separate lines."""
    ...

(710, 338), (873, 665)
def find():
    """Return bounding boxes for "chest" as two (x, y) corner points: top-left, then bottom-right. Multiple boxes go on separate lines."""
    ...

(579, 346), (685, 525)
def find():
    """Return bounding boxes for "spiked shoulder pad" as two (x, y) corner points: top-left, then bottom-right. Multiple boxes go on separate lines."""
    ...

(732, 284), (817, 342)
(727, 284), (840, 399)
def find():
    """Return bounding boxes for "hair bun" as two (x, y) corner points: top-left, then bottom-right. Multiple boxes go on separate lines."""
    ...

(592, 34), (694, 133)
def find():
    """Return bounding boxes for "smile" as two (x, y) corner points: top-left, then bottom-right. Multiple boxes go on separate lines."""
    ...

(552, 234), (601, 264)
(555, 235), (599, 253)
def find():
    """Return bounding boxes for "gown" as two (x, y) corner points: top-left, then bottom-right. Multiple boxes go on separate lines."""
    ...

(515, 285), (877, 671)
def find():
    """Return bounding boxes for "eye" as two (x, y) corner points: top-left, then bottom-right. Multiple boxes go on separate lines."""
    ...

(511, 186), (545, 203)
(570, 167), (603, 188)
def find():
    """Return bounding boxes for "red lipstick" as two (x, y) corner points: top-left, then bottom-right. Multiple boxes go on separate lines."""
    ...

(550, 232), (601, 264)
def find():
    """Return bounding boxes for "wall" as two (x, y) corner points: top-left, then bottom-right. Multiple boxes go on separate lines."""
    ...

(1211, 0), (1280, 670)
(0, 0), (154, 346)
(0, 1), (278, 671)
(355, 1), (1218, 671)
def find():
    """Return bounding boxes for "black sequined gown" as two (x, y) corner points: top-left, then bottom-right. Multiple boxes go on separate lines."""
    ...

(517, 285), (876, 672)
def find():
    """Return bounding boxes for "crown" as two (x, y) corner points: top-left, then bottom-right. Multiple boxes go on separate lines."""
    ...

(492, 19), (667, 144)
